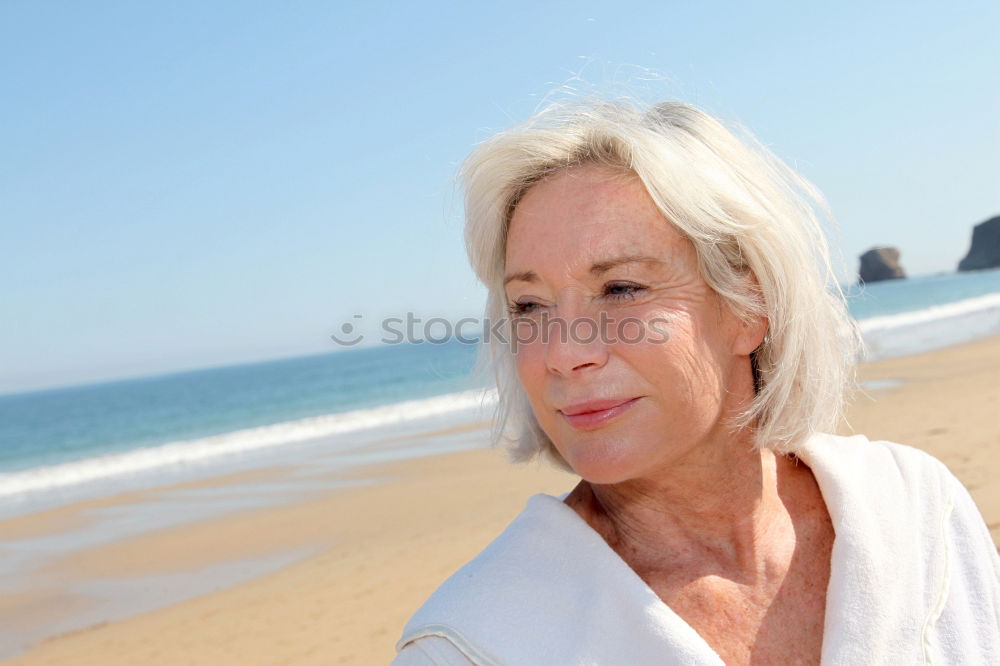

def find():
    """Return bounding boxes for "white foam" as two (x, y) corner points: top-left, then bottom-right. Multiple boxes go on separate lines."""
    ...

(0, 388), (498, 500)
(858, 293), (1000, 360)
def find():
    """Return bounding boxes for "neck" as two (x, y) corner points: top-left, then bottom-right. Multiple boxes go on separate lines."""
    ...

(565, 438), (803, 580)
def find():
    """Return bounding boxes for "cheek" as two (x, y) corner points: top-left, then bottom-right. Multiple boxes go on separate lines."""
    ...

(613, 307), (685, 365)
(614, 314), (722, 405)
(513, 341), (547, 398)
(633, 330), (731, 427)
(615, 302), (680, 346)
(513, 341), (566, 437)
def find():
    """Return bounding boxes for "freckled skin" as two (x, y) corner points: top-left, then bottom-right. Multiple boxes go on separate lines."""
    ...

(504, 165), (833, 665)
(505, 165), (760, 485)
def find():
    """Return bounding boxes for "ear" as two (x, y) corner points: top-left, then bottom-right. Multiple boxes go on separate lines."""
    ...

(729, 273), (768, 357)
(732, 311), (768, 357)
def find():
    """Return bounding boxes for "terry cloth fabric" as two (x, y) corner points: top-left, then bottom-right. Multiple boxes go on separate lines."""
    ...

(393, 433), (1000, 665)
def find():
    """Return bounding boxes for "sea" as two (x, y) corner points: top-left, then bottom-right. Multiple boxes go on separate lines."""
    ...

(2, 269), (1000, 519)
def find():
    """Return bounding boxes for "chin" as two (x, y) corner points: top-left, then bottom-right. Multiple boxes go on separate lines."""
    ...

(557, 435), (650, 486)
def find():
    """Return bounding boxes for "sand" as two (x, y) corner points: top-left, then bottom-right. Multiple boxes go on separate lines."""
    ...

(3, 336), (999, 665)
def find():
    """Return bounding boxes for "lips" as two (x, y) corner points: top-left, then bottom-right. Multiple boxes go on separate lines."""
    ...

(558, 397), (641, 430)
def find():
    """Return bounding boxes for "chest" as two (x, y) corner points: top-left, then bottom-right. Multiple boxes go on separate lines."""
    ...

(658, 572), (828, 664)
(637, 535), (833, 665)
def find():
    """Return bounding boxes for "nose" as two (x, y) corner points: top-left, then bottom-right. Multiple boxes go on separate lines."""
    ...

(543, 309), (610, 377)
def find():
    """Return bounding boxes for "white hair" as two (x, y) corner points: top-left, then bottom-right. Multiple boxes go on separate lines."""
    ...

(462, 99), (861, 467)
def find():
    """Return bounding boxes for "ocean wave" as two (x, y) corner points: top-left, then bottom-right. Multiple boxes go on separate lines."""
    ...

(5, 292), (999, 501)
(858, 293), (1000, 360)
(0, 388), (498, 500)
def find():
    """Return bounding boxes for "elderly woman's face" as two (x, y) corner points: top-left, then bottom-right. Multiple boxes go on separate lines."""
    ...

(504, 165), (762, 484)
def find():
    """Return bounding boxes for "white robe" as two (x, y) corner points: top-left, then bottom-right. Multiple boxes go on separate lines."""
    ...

(393, 434), (1000, 665)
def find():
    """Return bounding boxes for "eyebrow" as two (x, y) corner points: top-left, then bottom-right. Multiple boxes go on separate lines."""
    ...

(503, 269), (539, 287)
(503, 254), (666, 286)
(589, 254), (667, 276)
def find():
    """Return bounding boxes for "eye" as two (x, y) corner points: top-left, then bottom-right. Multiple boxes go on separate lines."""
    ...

(603, 281), (645, 301)
(506, 301), (542, 316)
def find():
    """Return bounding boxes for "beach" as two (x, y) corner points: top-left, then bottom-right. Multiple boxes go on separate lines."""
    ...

(2, 335), (999, 665)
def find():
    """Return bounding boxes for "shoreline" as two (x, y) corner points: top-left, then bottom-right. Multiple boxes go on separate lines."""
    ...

(2, 336), (999, 664)
(8, 271), (1000, 518)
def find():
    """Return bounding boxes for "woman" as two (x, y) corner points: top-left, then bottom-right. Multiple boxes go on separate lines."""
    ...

(393, 101), (1000, 665)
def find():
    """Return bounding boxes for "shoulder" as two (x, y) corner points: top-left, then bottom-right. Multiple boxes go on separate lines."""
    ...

(796, 433), (999, 662)
(394, 493), (581, 664)
(799, 432), (957, 504)
(801, 432), (997, 556)
(798, 432), (985, 548)
(394, 491), (722, 665)
(800, 431), (946, 471)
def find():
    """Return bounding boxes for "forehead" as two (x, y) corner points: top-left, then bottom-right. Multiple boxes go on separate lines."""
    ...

(505, 164), (689, 272)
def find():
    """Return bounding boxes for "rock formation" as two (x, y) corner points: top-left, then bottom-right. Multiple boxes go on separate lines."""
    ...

(859, 247), (906, 283)
(958, 215), (1000, 271)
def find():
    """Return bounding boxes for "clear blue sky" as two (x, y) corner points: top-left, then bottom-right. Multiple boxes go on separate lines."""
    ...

(2, 1), (998, 394)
